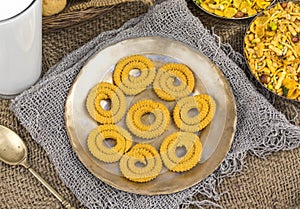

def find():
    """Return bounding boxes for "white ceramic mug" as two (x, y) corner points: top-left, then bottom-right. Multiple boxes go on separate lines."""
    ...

(0, 0), (42, 97)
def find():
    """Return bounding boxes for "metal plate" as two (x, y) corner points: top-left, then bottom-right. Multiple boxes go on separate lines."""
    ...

(65, 36), (237, 195)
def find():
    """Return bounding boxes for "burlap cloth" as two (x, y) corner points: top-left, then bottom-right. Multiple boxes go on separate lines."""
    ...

(0, 0), (299, 208)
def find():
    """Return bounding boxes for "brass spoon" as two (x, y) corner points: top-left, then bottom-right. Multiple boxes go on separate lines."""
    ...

(0, 125), (76, 209)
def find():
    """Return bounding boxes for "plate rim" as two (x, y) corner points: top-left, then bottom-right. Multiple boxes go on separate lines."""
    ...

(64, 36), (237, 195)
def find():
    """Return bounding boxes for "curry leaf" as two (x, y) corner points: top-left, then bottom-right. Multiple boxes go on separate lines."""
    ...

(282, 86), (289, 97)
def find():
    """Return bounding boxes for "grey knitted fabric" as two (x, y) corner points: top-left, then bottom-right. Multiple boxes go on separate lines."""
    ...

(11, 0), (300, 208)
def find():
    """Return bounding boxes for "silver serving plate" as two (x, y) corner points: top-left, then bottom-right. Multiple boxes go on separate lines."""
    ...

(65, 36), (237, 195)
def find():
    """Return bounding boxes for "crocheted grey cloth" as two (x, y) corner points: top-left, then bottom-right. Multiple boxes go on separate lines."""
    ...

(11, 0), (300, 208)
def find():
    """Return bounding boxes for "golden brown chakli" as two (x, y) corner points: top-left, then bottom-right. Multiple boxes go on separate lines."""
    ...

(160, 132), (202, 172)
(87, 125), (133, 163)
(113, 55), (156, 95)
(86, 82), (127, 124)
(126, 99), (170, 139)
(119, 143), (162, 183)
(153, 63), (195, 101)
(173, 94), (216, 132)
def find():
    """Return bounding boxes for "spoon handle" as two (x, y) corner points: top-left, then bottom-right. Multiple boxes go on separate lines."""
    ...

(27, 166), (76, 209)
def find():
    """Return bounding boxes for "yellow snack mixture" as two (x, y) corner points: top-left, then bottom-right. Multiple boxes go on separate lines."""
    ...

(153, 63), (195, 101)
(195, 0), (272, 18)
(173, 94), (216, 132)
(160, 132), (202, 172)
(244, 2), (300, 101)
(126, 99), (170, 139)
(86, 82), (127, 124)
(119, 143), (162, 183)
(113, 55), (156, 95)
(87, 125), (133, 163)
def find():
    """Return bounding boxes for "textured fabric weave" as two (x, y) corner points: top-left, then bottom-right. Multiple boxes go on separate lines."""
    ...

(67, 0), (154, 11)
(10, 0), (300, 208)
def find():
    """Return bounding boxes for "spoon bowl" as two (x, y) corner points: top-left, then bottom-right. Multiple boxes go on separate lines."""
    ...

(0, 125), (75, 209)
(0, 125), (28, 166)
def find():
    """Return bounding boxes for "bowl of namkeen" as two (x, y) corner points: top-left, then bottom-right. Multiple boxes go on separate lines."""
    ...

(193, 0), (274, 19)
(85, 54), (217, 183)
(244, 1), (300, 102)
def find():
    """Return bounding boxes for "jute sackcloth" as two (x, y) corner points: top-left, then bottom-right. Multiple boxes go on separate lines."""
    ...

(0, 0), (299, 208)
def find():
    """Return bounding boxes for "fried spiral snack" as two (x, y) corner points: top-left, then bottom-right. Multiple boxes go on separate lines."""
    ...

(87, 125), (133, 163)
(113, 55), (156, 95)
(160, 132), (202, 172)
(153, 63), (195, 101)
(86, 82), (127, 124)
(119, 143), (162, 183)
(126, 99), (170, 139)
(173, 94), (216, 132)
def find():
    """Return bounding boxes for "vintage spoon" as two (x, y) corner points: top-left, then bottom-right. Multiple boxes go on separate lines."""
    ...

(0, 125), (76, 209)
